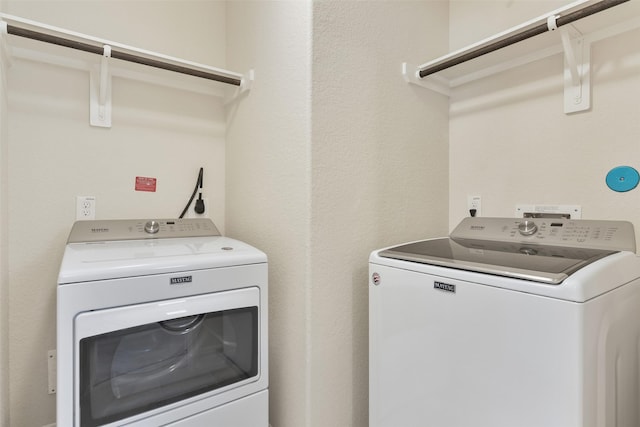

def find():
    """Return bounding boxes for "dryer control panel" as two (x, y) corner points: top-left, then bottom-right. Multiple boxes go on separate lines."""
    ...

(67, 218), (221, 243)
(451, 217), (636, 252)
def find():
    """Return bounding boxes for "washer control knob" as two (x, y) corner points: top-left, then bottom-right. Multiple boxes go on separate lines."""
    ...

(144, 220), (160, 234)
(518, 220), (538, 236)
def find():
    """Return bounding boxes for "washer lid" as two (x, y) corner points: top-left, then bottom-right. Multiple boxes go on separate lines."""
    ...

(378, 217), (636, 284)
(58, 235), (267, 284)
(379, 237), (616, 284)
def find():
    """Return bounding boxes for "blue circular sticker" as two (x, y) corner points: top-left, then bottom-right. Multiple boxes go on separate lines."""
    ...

(606, 166), (640, 192)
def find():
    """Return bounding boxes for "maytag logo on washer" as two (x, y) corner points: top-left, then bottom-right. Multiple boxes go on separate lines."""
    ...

(170, 276), (193, 285)
(434, 281), (456, 293)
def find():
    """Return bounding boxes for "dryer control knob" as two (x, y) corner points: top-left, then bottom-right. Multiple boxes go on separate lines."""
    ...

(518, 220), (538, 236)
(144, 220), (160, 234)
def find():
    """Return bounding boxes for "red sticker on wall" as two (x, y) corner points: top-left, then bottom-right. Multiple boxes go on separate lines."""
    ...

(135, 176), (157, 192)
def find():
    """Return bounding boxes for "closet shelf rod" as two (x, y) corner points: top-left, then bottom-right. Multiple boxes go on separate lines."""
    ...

(5, 24), (242, 86)
(418, 0), (629, 78)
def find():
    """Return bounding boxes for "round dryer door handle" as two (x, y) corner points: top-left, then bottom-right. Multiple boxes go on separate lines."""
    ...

(159, 314), (205, 334)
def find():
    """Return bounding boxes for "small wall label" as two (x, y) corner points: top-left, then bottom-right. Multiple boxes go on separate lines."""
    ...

(135, 176), (157, 192)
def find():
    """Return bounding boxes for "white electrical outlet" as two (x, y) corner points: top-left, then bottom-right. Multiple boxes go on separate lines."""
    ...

(76, 196), (96, 220)
(467, 195), (481, 217)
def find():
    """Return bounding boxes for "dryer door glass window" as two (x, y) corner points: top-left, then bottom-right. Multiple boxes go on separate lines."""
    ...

(78, 304), (258, 427)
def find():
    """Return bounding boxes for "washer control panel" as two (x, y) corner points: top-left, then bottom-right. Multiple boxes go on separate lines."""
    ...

(451, 217), (636, 252)
(67, 218), (220, 243)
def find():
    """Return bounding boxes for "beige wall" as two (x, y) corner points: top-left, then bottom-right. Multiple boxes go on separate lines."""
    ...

(2, 2), (228, 425)
(0, 0), (9, 424)
(310, 2), (449, 425)
(226, 2), (313, 426)
(226, 1), (449, 426)
(449, 1), (640, 243)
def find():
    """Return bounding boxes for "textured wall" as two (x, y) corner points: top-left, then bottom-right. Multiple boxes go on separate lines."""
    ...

(227, 1), (449, 426)
(225, 2), (313, 426)
(0, 0), (9, 423)
(310, 2), (449, 425)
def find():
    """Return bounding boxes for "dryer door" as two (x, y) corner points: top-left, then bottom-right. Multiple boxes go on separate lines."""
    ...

(74, 287), (260, 427)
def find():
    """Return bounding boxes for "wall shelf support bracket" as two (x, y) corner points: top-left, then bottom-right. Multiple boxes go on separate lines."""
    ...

(89, 44), (112, 128)
(402, 62), (450, 96)
(556, 22), (590, 114)
(239, 69), (254, 94)
(0, 20), (12, 69)
(224, 69), (254, 105)
(0, 20), (10, 94)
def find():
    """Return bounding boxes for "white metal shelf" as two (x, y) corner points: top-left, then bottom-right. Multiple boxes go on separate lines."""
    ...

(403, 0), (640, 113)
(0, 13), (253, 127)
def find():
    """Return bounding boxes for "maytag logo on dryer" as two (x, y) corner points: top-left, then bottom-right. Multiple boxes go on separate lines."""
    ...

(434, 281), (456, 293)
(170, 276), (193, 285)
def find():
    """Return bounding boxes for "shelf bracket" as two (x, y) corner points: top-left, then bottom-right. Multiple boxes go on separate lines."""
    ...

(239, 69), (254, 94)
(224, 69), (255, 105)
(0, 20), (11, 98)
(402, 62), (450, 96)
(89, 44), (112, 128)
(0, 22), (5, 98)
(548, 16), (590, 114)
(0, 20), (12, 68)
(561, 27), (590, 113)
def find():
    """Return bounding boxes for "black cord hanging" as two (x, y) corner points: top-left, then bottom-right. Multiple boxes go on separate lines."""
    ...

(179, 168), (204, 219)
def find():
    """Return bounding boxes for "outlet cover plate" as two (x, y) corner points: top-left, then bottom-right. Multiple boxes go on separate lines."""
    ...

(76, 196), (96, 220)
(515, 204), (582, 219)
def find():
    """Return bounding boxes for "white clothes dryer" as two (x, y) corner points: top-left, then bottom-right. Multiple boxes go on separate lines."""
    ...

(369, 217), (640, 427)
(57, 218), (268, 427)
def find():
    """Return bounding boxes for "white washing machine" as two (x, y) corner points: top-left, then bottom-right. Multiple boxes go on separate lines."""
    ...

(369, 217), (640, 427)
(57, 218), (268, 427)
